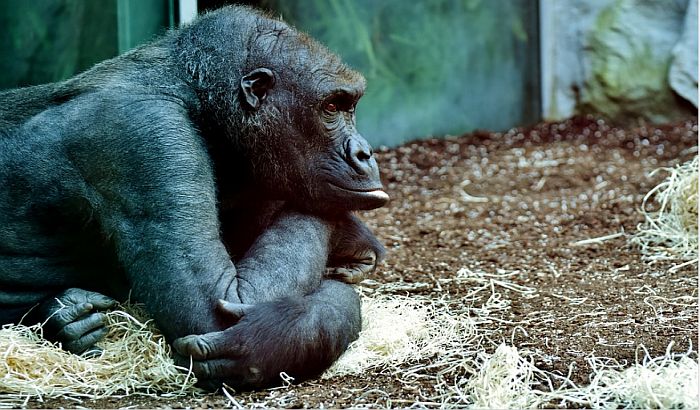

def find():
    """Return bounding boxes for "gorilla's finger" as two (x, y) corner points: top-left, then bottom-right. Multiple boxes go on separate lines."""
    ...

(61, 289), (115, 310)
(64, 327), (109, 354)
(326, 250), (377, 284)
(87, 294), (117, 310)
(56, 312), (108, 342)
(52, 302), (93, 326)
(187, 358), (264, 390)
(173, 334), (216, 360)
(189, 358), (240, 381)
(173, 332), (245, 360)
(217, 300), (253, 322)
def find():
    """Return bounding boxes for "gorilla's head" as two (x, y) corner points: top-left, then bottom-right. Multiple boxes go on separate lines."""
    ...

(178, 6), (388, 214)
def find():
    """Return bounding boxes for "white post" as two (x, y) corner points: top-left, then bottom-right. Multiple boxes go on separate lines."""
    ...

(539, 0), (558, 120)
(179, 0), (198, 25)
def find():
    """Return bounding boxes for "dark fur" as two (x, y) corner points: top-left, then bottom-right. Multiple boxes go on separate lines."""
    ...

(0, 6), (386, 390)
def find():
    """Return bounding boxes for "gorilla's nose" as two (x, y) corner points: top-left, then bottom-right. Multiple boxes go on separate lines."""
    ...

(346, 136), (376, 176)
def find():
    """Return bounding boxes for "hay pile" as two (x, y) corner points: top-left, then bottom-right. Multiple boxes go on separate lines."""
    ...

(323, 294), (438, 378)
(0, 307), (198, 407)
(321, 269), (699, 409)
(632, 156), (698, 270)
(1, 269), (697, 408)
(454, 342), (699, 409)
(562, 345), (699, 408)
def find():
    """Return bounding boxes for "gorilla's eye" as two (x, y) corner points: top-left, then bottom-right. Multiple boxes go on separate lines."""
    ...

(324, 102), (338, 113)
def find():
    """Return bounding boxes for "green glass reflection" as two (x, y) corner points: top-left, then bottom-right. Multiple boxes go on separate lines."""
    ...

(117, 0), (172, 53)
(0, 0), (172, 90)
(0, 1), (118, 89)
(264, 0), (540, 146)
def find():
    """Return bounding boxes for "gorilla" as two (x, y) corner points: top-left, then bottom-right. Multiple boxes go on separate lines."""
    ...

(0, 6), (387, 390)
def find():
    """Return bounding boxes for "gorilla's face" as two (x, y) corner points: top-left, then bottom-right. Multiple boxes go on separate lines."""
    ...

(237, 62), (388, 214)
(307, 81), (388, 211)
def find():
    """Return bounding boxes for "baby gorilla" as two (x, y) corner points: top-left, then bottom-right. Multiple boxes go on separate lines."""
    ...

(0, 5), (387, 390)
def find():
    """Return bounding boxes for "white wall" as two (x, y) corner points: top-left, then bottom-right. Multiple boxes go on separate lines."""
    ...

(540, 0), (697, 122)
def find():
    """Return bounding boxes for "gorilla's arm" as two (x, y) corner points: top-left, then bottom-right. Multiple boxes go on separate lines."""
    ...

(173, 211), (363, 390)
(235, 212), (328, 302)
(234, 211), (386, 301)
(57, 93), (240, 339)
(61, 93), (364, 389)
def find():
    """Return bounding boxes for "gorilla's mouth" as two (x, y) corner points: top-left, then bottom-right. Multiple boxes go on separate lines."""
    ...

(328, 183), (390, 206)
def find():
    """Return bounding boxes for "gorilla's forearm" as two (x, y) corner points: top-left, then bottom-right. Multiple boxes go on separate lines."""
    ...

(124, 239), (238, 339)
(233, 211), (330, 304)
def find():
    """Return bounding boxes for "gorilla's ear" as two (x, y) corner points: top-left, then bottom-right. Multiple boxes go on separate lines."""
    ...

(240, 68), (275, 110)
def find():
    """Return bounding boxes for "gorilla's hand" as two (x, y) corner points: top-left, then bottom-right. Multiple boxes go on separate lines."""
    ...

(173, 301), (262, 390)
(36, 288), (116, 356)
(173, 298), (334, 390)
(173, 294), (355, 391)
(326, 213), (386, 284)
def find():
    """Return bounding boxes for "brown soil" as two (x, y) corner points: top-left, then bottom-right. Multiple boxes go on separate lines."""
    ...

(35, 116), (698, 408)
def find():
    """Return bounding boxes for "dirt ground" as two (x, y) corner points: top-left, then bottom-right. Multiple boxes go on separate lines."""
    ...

(35, 116), (698, 408)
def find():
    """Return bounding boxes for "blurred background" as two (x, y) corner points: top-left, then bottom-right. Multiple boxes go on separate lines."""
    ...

(0, 0), (696, 147)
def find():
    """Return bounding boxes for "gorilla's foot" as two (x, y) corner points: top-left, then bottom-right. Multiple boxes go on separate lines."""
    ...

(39, 288), (116, 355)
(325, 249), (378, 284)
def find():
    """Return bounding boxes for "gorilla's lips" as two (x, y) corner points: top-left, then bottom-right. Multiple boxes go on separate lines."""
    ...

(328, 183), (389, 209)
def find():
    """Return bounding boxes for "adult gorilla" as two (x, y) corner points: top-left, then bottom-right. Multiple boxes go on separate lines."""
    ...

(0, 6), (387, 390)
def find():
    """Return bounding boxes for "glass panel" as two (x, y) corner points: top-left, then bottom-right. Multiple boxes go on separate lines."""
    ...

(263, 0), (540, 146)
(0, 0), (118, 89)
(0, 0), (173, 90)
(117, 0), (172, 53)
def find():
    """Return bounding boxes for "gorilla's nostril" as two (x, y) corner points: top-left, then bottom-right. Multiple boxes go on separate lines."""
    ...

(356, 148), (372, 162)
(346, 136), (377, 176)
(348, 138), (372, 161)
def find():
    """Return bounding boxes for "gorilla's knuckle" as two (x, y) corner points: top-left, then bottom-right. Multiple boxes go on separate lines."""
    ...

(53, 307), (75, 324)
(192, 337), (213, 358)
(62, 288), (84, 302)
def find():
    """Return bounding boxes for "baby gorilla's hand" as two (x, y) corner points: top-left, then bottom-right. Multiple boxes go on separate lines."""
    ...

(37, 288), (116, 356)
